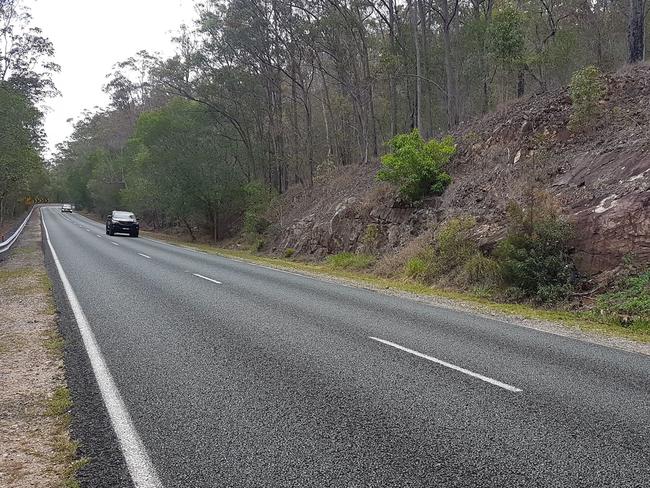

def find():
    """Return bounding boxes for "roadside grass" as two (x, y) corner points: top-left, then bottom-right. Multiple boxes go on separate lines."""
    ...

(139, 232), (650, 343)
(44, 329), (89, 488)
(46, 386), (88, 488)
(43, 328), (65, 356)
(8, 245), (37, 256)
(326, 252), (376, 270)
(40, 270), (87, 488)
(0, 267), (34, 282)
(1, 268), (52, 297)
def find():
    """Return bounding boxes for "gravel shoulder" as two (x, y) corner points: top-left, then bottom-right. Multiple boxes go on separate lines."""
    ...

(0, 209), (84, 487)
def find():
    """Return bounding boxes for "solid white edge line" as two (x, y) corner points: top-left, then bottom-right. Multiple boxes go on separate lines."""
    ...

(137, 253), (151, 259)
(192, 273), (222, 285)
(42, 209), (163, 488)
(369, 337), (523, 393)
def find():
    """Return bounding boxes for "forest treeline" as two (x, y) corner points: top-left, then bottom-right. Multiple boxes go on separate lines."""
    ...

(0, 0), (56, 227)
(2, 0), (647, 239)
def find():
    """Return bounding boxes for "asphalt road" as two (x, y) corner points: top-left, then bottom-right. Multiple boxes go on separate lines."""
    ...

(41, 207), (650, 487)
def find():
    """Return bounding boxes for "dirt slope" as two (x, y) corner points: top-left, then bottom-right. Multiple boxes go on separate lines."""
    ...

(268, 64), (650, 281)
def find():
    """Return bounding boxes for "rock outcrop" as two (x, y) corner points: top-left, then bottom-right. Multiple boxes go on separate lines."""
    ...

(268, 65), (650, 282)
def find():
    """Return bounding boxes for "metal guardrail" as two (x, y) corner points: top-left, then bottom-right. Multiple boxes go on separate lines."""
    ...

(0, 206), (35, 254)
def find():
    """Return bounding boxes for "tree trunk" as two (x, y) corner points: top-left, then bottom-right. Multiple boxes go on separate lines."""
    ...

(477, 0), (494, 113)
(182, 217), (196, 242)
(410, 0), (423, 134)
(304, 96), (315, 186)
(213, 208), (218, 243)
(517, 69), (525, 98)
(627, 0), (645, 63)
(290, 59), (300, 184)
(418, 0), (432, 136)
(442, 20), (458, 127)
(388, 0), (398, 136)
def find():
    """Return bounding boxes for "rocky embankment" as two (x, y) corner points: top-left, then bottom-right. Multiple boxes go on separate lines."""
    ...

(268, 65), (650, 282)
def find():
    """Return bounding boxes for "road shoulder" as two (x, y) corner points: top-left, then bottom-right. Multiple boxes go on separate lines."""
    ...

(0, 209), (84, 487)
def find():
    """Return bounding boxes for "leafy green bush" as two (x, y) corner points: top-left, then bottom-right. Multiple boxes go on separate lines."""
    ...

(596, 271), (650, 327)
(283, 247), (296, 258)
(495, 200), (575, 303)
(326, 252), (376, 270)
(568, 66), (605, 131)
(377, 130), (454, 202)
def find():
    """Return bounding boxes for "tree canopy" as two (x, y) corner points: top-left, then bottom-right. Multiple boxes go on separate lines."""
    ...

(0, 0), (57, 225)
(48, 0), (646, 238)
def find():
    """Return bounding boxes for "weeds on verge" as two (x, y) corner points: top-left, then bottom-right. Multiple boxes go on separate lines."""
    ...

(326, 252), (376, 271)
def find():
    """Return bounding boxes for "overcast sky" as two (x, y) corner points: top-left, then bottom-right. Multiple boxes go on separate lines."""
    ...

(28, 0), (195, 155)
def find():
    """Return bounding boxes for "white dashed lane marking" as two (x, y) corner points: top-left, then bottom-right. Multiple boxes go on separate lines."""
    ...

(192, 273), (222, 285)
(369, 337), (522, 393)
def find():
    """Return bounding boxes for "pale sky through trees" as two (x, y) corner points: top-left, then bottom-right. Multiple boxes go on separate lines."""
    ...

(29, 0), (194, 155)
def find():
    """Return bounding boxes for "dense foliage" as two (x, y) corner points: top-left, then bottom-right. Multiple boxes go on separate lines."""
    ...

(377, 130), (454, 202)
(0, 0), (58, 226)
(400, 200), (575, 305)
(0, 84), (42, 222)
(495, 200), (575, 303)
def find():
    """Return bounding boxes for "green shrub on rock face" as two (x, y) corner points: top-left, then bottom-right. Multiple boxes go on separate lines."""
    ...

(568, 66), (605, 131)
(495, 201), (575, 303)
(377, 129), (454, 202)
(283, 247), (296, 258)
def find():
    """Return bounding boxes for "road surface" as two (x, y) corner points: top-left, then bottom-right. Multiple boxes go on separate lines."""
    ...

(40, 207), (650, 487)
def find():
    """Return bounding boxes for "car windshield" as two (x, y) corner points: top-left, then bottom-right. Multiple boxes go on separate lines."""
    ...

(113, 211), (135, 220)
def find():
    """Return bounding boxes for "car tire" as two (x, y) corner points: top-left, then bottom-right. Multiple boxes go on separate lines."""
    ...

(131, 231), (139, 238)
(108, 228), (115, 236)
(105, 228), (109, 235)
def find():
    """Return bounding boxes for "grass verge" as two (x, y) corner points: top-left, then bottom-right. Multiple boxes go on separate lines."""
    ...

(44, 330), (89, 488)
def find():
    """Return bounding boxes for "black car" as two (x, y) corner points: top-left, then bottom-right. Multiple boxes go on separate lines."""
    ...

(106, 211), (140, 237)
